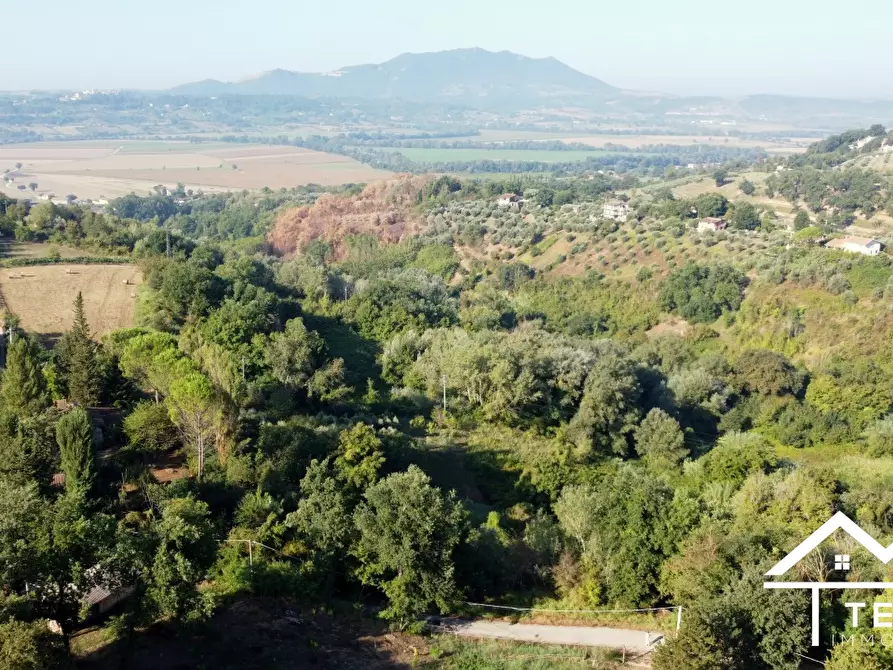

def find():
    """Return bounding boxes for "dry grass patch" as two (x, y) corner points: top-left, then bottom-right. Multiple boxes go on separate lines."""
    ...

(0, 264), (141, 338)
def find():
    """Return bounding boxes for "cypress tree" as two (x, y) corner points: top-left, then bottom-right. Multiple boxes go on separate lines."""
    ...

(59, 292), (100, 406)
(56, 407), (95, 498)
(1, 337), (49, 416)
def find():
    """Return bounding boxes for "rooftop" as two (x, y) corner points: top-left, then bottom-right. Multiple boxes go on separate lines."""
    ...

(826, 236), (880, 247)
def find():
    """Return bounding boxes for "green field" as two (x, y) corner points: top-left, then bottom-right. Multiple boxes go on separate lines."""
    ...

(377, 147), (613, 163)
(117, 140), (235, 153)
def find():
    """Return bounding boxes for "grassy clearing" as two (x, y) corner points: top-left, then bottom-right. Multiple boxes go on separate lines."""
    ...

(0, 239), (105, 261)
(459, 600), (678, 635)
(425, 636), (625, 669)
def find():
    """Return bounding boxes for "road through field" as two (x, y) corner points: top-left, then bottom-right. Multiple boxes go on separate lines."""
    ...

(433, 618), (664, 653)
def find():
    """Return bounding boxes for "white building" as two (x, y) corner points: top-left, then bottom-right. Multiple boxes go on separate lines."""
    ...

(825, 236), (883, 256)
(496, 193), (521, 208)
(698, 217), (727, 232)
(603, 200), (629, 222)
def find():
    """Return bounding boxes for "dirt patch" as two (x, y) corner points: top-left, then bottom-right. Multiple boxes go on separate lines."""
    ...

(647, 317), (691, 338)
(0, 264), (141, 339)
(268, 176), (430, 258)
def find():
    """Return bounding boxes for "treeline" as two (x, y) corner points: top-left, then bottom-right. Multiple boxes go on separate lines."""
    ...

(765, 167), (893, 221)
(213, 133), (766, 176)
(790, 124), (890, 168)
(0, 186), (360, 253)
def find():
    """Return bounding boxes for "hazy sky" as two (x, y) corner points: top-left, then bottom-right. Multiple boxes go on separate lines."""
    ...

(2, 0), (890, 97)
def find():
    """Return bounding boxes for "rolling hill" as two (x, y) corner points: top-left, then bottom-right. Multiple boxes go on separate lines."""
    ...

(169, 48), (619, 107)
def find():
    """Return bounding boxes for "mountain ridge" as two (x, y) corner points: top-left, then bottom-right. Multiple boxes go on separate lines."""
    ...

(169, 48), (618, 106)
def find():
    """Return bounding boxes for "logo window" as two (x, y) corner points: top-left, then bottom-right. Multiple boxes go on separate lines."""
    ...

(834, 554), (851, 571)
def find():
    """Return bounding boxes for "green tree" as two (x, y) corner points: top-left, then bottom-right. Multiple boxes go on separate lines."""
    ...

(734, 350), (804, 397)
(166, 373), (218, 480)
(827, 639), (893, 669)
(553, 485), (600, 555)
(123, 401), (179, 455)
(793, 210), (811, 230)
(0, 337), (49, 417)
(864, 416), (893, 456)
(568, 356), (642, 457)
(334, 423), (385, 491)
(353, 466), (465, 627)
(143, 496), (217, 622)
(634, 408), (688, 466)
(57, 292), (100, 406)
(739, 179), (756, 196)
(728, 202), (761, 230)
(653, 599), (761, 670)
(556, 468), (695, 606)
(55, 408), (95, 499)
(264, 317), (323, 389)
(0, 619), (73, 669)
(286, 459), (354, 589)
(713, 169), (729, 187)
(694, 193), (730, 218)
(659, 264), (747, 323)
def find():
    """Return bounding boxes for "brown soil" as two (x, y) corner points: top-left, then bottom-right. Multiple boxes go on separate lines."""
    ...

(268, 176), (432, 258)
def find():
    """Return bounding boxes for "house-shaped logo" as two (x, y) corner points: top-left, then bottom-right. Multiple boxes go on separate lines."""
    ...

(765, 511), (893, 646)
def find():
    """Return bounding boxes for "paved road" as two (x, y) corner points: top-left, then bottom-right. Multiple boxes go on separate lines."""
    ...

(432, 617), (665, 652)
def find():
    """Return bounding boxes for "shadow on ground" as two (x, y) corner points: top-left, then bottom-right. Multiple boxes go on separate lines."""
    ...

(74, 599), (418, 670)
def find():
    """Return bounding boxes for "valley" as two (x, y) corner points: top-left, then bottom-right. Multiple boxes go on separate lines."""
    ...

(3, 37), (893, 670)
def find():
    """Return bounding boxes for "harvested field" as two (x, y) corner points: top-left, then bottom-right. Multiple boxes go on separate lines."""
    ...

(0, 264), (141, 338)
(0, 141), (392, 200)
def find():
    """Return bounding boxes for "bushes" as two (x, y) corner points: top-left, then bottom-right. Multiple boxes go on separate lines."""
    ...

(658, 263), (747, 323)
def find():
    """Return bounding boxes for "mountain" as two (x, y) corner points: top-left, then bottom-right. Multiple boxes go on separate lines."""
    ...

(169, 48), (618, 106)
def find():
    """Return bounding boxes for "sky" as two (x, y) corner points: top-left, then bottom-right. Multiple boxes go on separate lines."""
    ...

(2, 0), (891, 98)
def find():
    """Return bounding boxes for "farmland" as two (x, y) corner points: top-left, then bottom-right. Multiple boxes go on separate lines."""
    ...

(378, 147), (613, 162)
(0, 141), (392, 200)
(472, 130), (813, 154)
(0, 263), (141, 338)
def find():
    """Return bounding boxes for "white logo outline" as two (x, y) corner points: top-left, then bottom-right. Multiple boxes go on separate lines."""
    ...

(764, 511), (893, 646)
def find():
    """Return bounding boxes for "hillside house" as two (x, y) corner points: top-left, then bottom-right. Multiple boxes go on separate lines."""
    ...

(824, 236), (882, 256)
(882, 140), (893, 154)
(496, 193), (521, 208)
(698, 217), (727, 232)
(603, 200), (629, 222)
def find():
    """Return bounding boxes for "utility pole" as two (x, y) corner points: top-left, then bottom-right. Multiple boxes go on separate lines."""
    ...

(165, 226), (171, 258)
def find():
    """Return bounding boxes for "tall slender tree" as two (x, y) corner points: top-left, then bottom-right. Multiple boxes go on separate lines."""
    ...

(55, 407), (95, 498)
(1, 337), (49, 417)
(58, 292), (100, 406)
(166, 373), (218, 480)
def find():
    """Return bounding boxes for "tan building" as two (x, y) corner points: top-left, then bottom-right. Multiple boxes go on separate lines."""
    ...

(496, 193), (521, 208)
(603, 200), (629, 222)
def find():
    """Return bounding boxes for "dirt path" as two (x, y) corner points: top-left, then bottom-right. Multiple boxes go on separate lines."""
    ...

(432, 617), (665, 653)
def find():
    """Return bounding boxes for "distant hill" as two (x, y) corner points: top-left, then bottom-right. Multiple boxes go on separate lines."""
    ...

(169, 48), (619, 107)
